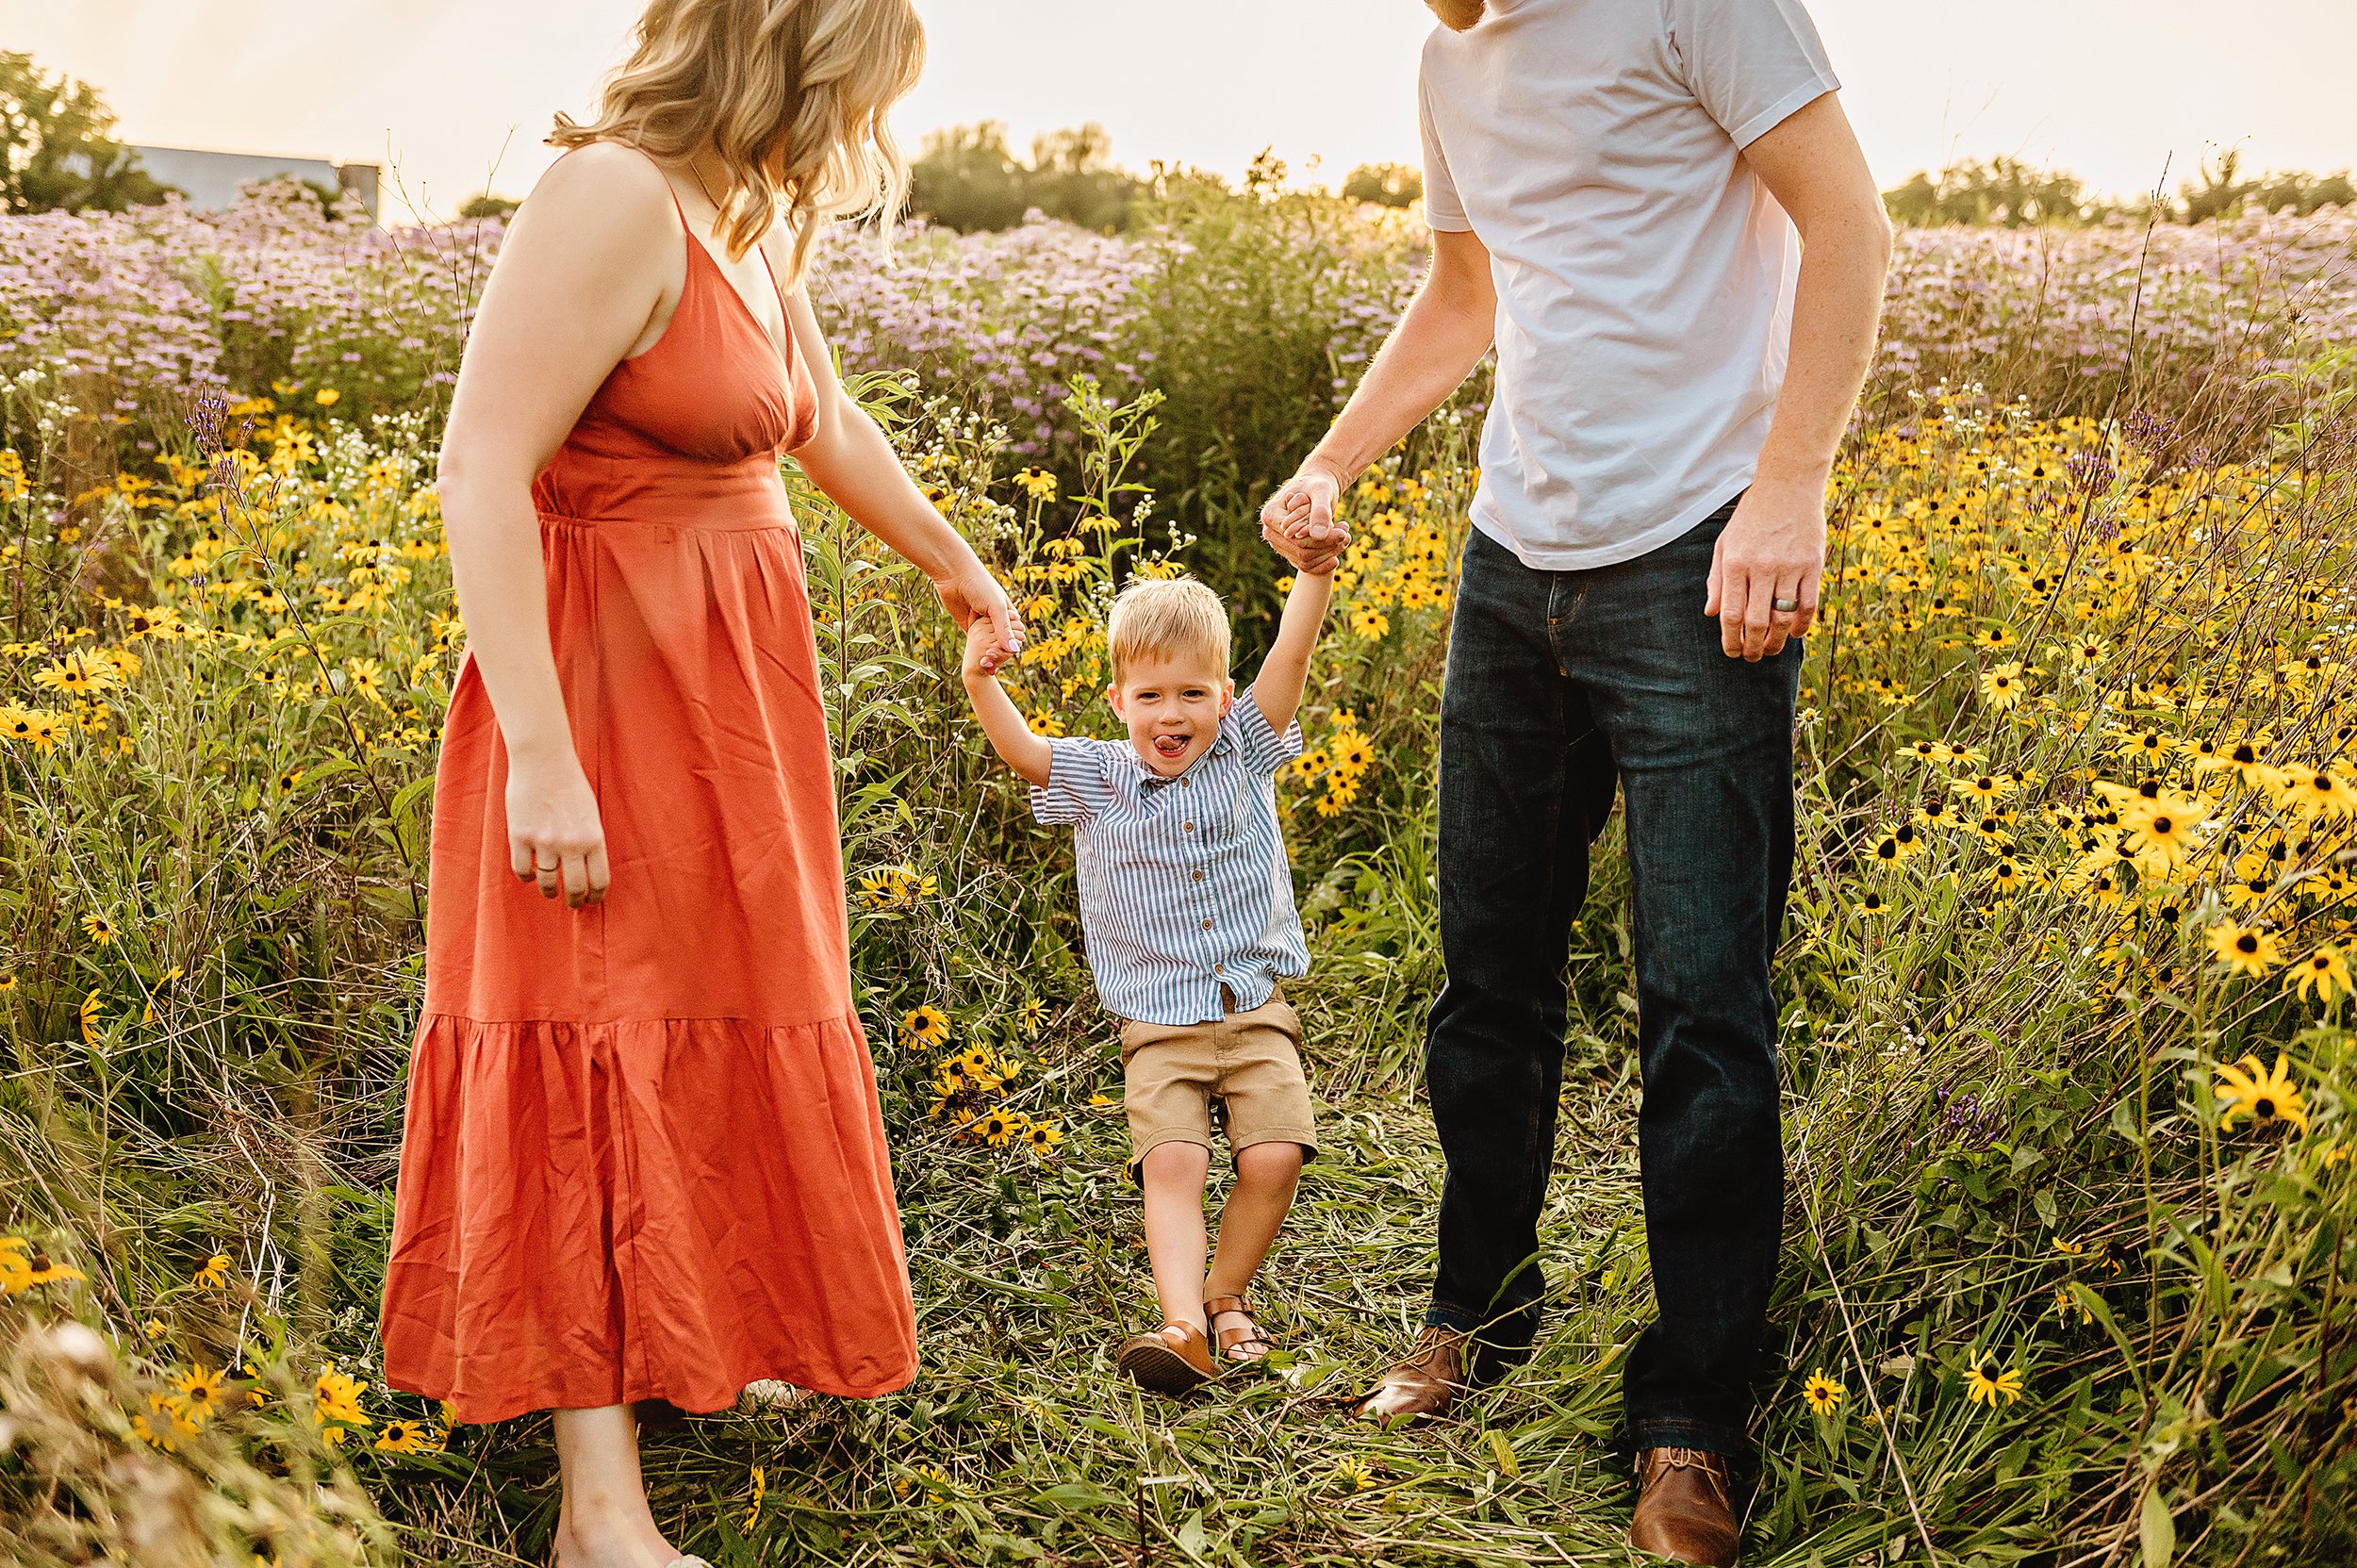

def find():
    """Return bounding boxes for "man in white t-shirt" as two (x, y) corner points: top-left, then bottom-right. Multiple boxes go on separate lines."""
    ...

(1261, 1), (1888, 1560)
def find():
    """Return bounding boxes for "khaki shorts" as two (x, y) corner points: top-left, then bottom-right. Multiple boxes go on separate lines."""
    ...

(1119, 992), (1319, 1179)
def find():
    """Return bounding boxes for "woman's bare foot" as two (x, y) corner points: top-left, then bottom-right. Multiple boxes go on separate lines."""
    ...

(553, 1489), (679, 1568)
(739, 1378), (816, 1412)
(552, 1406), (682, 1568)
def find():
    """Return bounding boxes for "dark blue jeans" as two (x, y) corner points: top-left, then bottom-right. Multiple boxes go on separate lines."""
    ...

(1425, 503), (1796, 1461)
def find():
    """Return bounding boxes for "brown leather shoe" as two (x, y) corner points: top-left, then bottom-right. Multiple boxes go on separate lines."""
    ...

(1353, 1327), (1469, 1421)
(1627, 1446), (1741, 1566)
(1115, 1322), (1216, 1395)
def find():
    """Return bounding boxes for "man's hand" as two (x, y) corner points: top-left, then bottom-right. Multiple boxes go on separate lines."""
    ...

(1260, 460), (1351, 574)
(1706, 478), (1825, 661)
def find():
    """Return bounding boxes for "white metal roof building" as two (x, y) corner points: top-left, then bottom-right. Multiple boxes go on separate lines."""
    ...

(127, 145), (381, 221)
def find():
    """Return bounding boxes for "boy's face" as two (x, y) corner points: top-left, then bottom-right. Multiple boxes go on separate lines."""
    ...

(1108, 652), (1234, 778)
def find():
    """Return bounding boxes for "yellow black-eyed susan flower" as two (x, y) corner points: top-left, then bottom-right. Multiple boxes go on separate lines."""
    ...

(2288, 946), (2351, 1006)
(1963, 1356), (2023, 1408)
(2215, 1053), (2307, 1134)
(1978, 663), (2026, 710)
(2205, 920), (2283, 979)
(375, 1416), (442, 1454)
(174, 1364), (225, 1424)
(1871, 823), (1925, 864)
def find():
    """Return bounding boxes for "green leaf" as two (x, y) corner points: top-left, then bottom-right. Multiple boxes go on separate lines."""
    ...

(1486, 1428), (1522, 1477)
(1176, 1507), (1209, 1560)
(2140, 1483), (2176, 1568)
(2111, 1096), (2145, 1145)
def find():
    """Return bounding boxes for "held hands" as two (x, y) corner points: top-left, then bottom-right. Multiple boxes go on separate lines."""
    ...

(931, 553), (1025, 674)
(1706, 478), (1826, 661)
(1259, 461), (1351, 576)
(505, 745), (609, 908)
(960, 614), (1004, 683)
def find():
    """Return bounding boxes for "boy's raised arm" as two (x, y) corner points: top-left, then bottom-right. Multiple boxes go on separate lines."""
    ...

(961, 619), (1055, 786)
(1251, 564), (1335, 737)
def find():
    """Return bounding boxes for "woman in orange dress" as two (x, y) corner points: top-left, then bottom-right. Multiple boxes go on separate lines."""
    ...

(378, 4), (1019, 1563)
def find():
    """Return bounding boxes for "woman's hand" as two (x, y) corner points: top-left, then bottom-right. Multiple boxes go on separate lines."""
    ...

(504, 746), (610, 908)
(931, 553), (1026, 675)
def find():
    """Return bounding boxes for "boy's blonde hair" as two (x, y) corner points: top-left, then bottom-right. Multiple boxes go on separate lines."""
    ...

(1107, 576), (1231, 685)
(1428, 0), (1485, 29)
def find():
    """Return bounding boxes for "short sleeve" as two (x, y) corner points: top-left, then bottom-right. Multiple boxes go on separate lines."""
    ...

(1417, 74), (1473, 233)
(1665, 0), (1841, 150)
(1030, 738), (1120, 825)
(1226, 686), (1306, 777)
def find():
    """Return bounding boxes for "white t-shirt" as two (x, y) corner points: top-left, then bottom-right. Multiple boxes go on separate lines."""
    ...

(1419, 0), (1840, 569)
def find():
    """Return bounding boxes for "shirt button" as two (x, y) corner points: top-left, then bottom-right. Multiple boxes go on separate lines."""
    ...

(1193, 869), (1205, 882)
(1181, 778), (1192, 787)
(1200, 917), (1213, 931)
(1183, 821), (1195, 832)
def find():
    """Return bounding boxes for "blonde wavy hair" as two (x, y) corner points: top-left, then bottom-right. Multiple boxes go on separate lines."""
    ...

(1428, 0), (1485, 28)
(550, 0), (924, 282)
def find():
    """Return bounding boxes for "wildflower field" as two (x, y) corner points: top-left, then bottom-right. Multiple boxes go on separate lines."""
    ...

(4, 182), (2357, 1566)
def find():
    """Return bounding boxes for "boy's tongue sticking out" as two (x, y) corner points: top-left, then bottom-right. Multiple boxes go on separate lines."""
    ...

(1109, 651), (1234, 778)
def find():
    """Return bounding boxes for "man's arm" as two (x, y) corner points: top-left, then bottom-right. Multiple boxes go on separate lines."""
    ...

(960, 620), (1054, 786)
(1251, 565), (1336, 737)
(1260, 227), (1496, 568)
(1709, 92), (1892, 661)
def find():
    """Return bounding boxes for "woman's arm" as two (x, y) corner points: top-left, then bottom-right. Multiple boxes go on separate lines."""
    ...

(780, 282), (1024, 671)
(959, 619), (1054, 786)
(437, 143), (680, 906)
(1250, 564), (1336, 737)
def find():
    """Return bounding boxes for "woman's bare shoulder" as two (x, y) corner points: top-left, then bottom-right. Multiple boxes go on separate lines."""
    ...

(510, 141), (678, 250)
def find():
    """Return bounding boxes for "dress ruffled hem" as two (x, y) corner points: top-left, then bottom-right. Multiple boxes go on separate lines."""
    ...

(382, 1011), (917, 1426)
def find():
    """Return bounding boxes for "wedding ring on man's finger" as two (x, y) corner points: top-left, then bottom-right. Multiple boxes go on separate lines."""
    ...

(1772, 596), (1801, 614)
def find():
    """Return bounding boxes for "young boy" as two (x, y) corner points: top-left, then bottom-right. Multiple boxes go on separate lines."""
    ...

(961, 562), (1334, 1393)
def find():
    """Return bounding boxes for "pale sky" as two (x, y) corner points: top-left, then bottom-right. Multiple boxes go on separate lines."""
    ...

(6, 0), (2351, 221)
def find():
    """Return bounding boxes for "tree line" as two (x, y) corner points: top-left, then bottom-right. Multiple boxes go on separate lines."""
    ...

(1, 49), (2345, 232)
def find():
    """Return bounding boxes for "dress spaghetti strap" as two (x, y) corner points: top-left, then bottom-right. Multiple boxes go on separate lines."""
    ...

(604, 140), (803, 374)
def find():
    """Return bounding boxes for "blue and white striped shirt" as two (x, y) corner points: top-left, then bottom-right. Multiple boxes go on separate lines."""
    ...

(1031, 686), (1309, 1026)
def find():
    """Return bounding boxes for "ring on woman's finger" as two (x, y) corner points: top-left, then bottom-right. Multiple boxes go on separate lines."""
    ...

(1772, 596), (1801, 614)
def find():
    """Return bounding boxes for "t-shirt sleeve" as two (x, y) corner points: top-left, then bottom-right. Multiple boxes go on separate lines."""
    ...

(1665, 0), (1842, 150)
(1030, 738), (1119, 825)
(1417, 73), (1474, 233)
(1227, 685), (1306, 777)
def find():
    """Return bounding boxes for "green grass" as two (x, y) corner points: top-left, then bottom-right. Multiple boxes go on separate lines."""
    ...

(8, 356), (2357, 1566)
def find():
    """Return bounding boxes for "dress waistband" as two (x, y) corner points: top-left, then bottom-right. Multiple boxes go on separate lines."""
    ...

(536, 508), (797, 536)
(532, 449), (799, 535)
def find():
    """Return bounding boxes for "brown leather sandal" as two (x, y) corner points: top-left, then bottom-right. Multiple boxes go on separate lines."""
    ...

(1115, 1321), (1216, 1395)
(1204, 1293), (1275, 1362)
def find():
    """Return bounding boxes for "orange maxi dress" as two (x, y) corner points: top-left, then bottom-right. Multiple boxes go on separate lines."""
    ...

(381, 181), (919, 1425)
